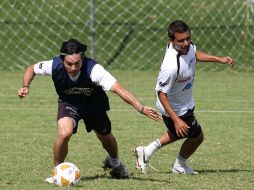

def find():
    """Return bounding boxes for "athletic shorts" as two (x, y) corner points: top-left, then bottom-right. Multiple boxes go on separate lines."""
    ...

(57, 101), (111, 135)
(162, 108), (202, 139)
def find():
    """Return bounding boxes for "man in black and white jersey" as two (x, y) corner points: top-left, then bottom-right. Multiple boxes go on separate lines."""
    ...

(134, 20), (234, 174)
(18, 39), (161, 182)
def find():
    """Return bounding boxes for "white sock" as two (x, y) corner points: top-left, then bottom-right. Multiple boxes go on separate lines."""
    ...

(175, 155), (187, 166)
(109, 156), (120, 168)
(144, 139), (161, 160)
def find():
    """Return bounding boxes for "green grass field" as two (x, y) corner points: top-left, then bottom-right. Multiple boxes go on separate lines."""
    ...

(0, 69), (253, 190)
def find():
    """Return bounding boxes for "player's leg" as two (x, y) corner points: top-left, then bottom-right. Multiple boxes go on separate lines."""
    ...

(172, 131), (203, 174)
(83, 112), (116, 157)
(46, 102), (80, 183)
(96, 132), (128, 179)
(144, 115), (180, 158)
(83, 112), (128, 179)
(53, 117), (75, 166)
(134, 116), (178, 173)
(53, 102), (80, 166)
(172, 109), (204, 174)
(179, 130), (204, 159)
(46, 119), (73, 185)
(95, 131), (118, 159)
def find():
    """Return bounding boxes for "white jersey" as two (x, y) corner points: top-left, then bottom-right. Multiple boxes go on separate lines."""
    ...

(33, 59), (116, 91)
(155, 43), (197, 116)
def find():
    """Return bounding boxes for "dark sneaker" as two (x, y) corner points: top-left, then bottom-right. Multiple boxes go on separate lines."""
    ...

(103, 156), (129, 179)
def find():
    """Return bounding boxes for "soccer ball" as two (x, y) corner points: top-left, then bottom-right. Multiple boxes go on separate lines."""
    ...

(52, 162), (81, 187)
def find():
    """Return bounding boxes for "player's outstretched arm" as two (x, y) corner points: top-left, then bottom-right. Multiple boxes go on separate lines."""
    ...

(18, 64), (35, 98)
(110, 81), (162, 121)
(196, 51), (234, 67)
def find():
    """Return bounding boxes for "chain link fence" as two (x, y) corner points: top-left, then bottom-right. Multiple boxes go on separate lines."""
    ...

(0, 0), (253, 71)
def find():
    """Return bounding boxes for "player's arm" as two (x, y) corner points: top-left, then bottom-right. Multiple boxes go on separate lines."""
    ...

(90, 64), (161, 121)
(196, 51), (234, 66)
(18, 64), (35, 98)
(110, 81), (162, 121)
(157, 91), (189, 137)
(156, 64), (189, 137)
(18, 60), (53, 98)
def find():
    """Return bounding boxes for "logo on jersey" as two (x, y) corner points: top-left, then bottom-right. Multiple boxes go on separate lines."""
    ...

(182, 79), (194, 91)
(177, 76), (191, 83)
(182, 82), (192, 91)
(65, 87), (94, 96)
(38, 62), (44, 69)
(189, 57), (196, 68)
(159, 81), (167, 87)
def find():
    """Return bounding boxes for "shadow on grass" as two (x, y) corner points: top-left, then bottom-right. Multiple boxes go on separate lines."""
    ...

(130, 176), (171, 184)
(78, 168), (252, 186)
(80, 173), (171, 184)
(80, 174), (110, 181)
(196, 169), (253, 174)
(157, 168), (253, 175)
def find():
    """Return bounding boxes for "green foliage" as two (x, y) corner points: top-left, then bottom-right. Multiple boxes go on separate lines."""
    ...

(0, 70), (253, 189)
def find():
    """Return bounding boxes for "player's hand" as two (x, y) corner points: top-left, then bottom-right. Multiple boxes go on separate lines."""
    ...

(220, 56), (234, 67)
(142, 106), (162, 121)
(18, 86), (29, 98)
(174, 117), (190, 137)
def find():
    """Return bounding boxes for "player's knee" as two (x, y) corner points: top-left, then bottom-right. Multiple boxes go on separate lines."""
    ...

(58, 126), (73, 141)
(195, 131), (204, 144)
(58, 118), (75, 139)
(99, 132), (115, 142)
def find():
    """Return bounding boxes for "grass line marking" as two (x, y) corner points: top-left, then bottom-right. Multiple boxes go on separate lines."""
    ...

(0, 107), (254, 113)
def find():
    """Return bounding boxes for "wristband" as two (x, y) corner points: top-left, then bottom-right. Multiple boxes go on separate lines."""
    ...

(23, 86), (29, 89)
(140, 106), (144, 114)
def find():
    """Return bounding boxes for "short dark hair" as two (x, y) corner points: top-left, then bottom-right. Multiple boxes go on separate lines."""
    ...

(167, 20), (190, 40)
(60, 39), (87, 61)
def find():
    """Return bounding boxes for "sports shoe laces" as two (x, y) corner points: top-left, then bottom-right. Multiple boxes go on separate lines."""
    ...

(134, 146), (158, 173)
(148, 162), (158, 171)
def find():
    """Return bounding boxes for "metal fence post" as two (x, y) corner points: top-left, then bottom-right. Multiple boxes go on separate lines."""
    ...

(89, 0), (95, 58)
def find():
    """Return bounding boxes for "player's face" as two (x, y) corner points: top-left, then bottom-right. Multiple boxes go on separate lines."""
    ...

(63, 54), (83, 76)
(171, 31), (191, 55)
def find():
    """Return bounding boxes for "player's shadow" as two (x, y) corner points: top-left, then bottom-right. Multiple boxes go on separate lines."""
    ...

(158, 168), (253, 175)
(80, 173), (171, 184)
(130, 176), (171, 184)
(76, 168), (252, 187)
(195, 168), (253, 174)
(80, 174), (110, 181)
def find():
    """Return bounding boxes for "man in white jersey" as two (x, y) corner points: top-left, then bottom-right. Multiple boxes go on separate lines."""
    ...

(18, 39), (161, 182)
(134, 20), (234, 174)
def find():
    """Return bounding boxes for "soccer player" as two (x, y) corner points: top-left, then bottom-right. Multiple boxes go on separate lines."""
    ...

(134, 20), (234, 174)
(18, 39), (161, 181)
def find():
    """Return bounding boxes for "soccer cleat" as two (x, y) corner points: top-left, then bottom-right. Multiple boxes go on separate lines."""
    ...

(172, 162), (198, 174)
(134, 146), (148, 174)
(45, 176), (54, 184)
(103, 156), (129, 179)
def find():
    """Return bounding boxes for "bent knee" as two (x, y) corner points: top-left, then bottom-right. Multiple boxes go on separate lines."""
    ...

(195, 131), (204, 143)
(96, 132), (115, 142)
(59, 129), (72, 140)
(58, 117), (75, 134)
